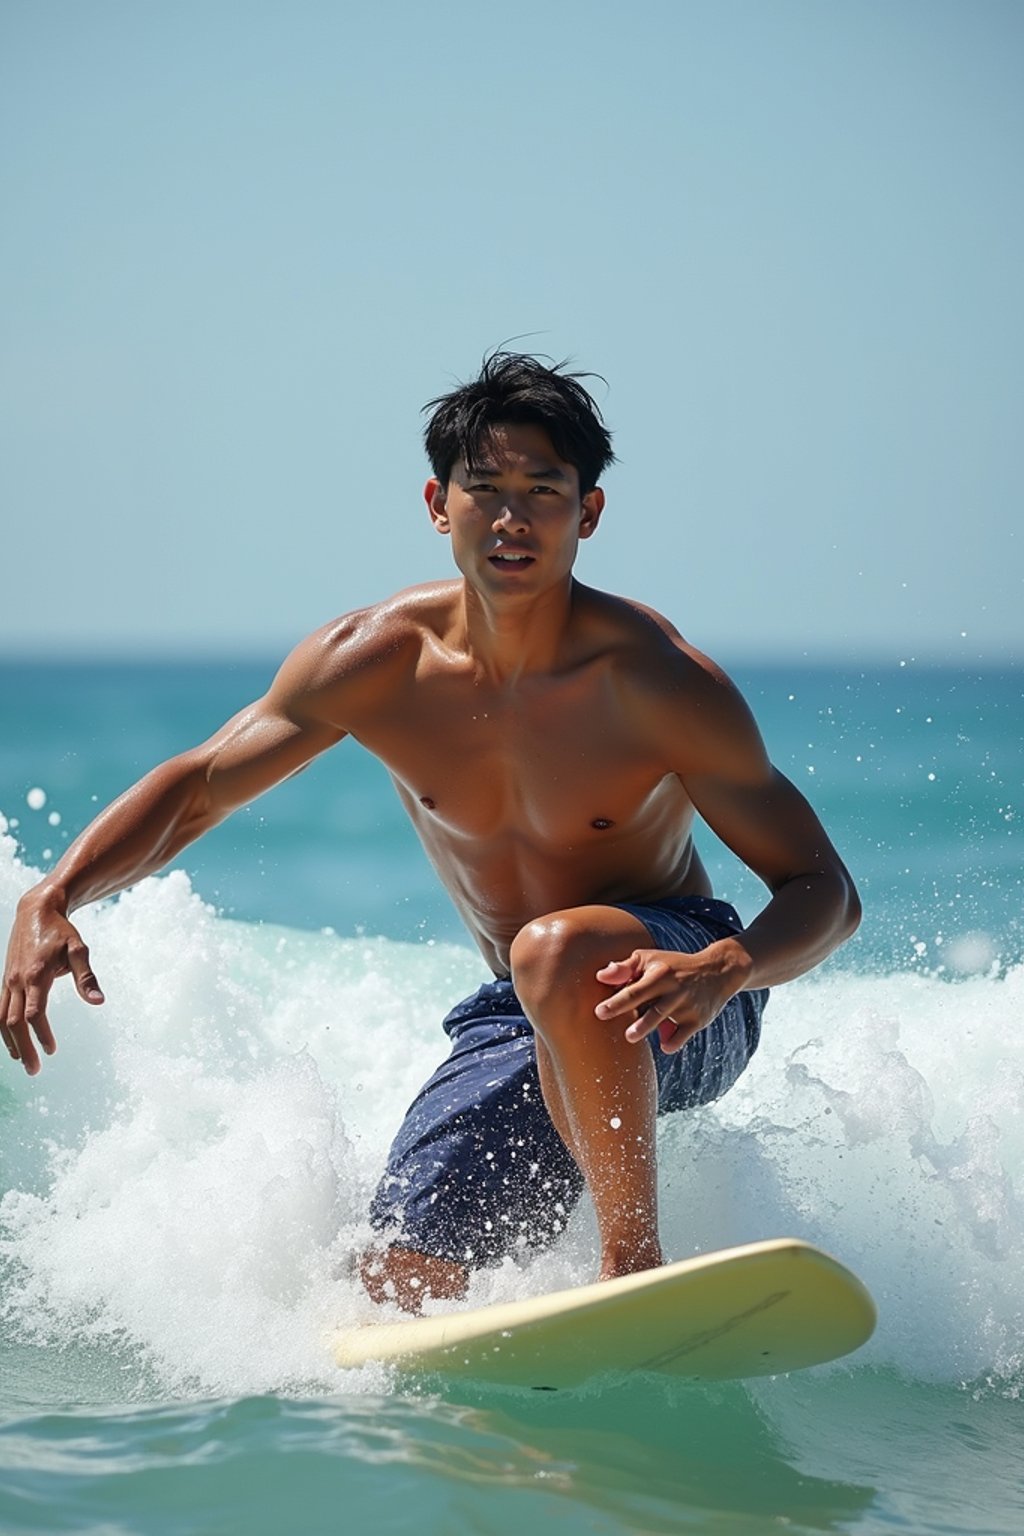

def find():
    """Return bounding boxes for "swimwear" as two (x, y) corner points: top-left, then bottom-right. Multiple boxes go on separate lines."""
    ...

(367, 895), (768, 1268)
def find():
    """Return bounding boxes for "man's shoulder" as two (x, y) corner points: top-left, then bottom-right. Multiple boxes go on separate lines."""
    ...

(269, 582), (460, 717)
(580, 587), (766, 767)
(301, 580), (460, 668)
(578, 585), (730, 692)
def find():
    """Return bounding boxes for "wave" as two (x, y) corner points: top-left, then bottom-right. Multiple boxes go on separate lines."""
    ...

(1, 826), (1021, 1400)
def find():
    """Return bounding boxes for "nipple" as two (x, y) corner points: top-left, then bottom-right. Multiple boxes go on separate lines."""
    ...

(420, 796), (437, 810)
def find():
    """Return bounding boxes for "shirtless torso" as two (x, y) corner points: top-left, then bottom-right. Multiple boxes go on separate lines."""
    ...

(305, 581), (720, 975)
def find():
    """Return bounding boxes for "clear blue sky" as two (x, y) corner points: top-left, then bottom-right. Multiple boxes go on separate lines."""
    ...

(2, 0), (1021, 662)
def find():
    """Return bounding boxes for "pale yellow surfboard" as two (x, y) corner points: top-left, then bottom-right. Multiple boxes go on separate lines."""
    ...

(333, 1238), (876, 1388)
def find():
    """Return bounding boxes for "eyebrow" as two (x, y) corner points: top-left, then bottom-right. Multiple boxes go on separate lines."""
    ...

(464, 463), (570, 481)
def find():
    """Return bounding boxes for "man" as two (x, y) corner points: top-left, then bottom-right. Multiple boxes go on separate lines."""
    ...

(1, 354), (860, 1312)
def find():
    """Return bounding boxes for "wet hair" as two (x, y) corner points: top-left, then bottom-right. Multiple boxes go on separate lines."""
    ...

(423, 352), (615, 494)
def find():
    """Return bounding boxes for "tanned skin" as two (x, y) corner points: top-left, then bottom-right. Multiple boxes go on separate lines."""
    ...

(1, 422), (860, 1311)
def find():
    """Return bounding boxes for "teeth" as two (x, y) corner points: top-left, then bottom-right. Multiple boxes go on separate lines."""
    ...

(494, 553), (530, 562)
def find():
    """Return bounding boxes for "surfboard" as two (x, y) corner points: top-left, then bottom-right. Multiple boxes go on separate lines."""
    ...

(333, 1238), (875, 1388)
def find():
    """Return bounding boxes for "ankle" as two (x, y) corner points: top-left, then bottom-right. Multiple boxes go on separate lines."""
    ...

(598, 1237), (665, 1281)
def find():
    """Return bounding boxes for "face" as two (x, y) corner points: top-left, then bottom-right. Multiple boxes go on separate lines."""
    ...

(425, 421), (604, 597)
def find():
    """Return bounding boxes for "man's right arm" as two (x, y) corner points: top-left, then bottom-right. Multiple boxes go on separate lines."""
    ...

(1, 633), (349, 1075)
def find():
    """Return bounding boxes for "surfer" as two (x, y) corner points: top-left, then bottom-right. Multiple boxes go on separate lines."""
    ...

(2, 353), (860, 1311)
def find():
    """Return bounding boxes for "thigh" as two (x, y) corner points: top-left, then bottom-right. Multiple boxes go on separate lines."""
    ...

(368, 1016), (584, 1268)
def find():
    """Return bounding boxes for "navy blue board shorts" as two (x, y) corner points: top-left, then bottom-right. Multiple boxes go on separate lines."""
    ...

(368, 896), (769, 1268)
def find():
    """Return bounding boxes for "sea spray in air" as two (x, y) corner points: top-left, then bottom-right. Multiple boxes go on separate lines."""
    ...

(2, 826), (1024, 1400)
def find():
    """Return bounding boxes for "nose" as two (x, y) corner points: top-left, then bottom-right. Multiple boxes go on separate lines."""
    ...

(492, 499), (530, 535)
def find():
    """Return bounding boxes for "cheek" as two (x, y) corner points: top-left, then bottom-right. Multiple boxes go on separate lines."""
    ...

(447, 500), (484, 531)
(449, 517), (480, 551)
(446, 520), (480, 569)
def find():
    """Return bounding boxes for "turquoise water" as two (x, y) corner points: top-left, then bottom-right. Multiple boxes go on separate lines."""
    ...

(1, 659), (1022, 1534)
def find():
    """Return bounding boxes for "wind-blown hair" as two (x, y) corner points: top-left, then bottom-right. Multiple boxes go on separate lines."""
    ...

(423, 352), (615, 494)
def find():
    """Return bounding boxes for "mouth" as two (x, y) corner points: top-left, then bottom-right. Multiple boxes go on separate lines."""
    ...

(488, 549), (536, 569)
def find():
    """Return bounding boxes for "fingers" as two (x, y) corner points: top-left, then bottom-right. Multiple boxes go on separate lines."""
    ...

(593, 949), (721, 1055)
(625, 1003), (676, 1043)
(654, 1014), (705, 1054)
(592, 950), (708, 1053)
(616, 1003), (705, 1054)
(1, 984), (41, 1075)
(594, 954), (669, 1020)
(2, 973), (60, 1073)
(594, 952), (643, 984)
(68, 940), (104, 1005)
(2, 916), (101, 1076)
(0, 981), (17, 1061)
(25, 982), (57, 1056)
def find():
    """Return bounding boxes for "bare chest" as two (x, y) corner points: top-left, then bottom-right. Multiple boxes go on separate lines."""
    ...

(352, 672), (674, 846)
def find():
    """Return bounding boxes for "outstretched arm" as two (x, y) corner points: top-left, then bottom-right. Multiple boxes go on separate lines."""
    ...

(1, 636), (347, 1074)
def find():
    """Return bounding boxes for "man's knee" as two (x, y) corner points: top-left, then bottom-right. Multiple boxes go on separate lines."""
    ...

(512, 911), (586, 987)
(510, 909), (614, 1025)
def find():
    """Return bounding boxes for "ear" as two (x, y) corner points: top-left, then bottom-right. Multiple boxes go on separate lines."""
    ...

(425, 477), (450, 534)
(578, 487), (605, 540)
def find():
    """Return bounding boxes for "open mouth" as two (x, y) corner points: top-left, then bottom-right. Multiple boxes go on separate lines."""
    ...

(488, 552), (535, 568)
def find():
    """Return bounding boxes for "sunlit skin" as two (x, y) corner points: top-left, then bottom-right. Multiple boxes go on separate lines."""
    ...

(1, 422), (860, 1312)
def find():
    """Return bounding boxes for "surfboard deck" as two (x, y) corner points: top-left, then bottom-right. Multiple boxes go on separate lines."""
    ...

(333, 1238), (875, 1388)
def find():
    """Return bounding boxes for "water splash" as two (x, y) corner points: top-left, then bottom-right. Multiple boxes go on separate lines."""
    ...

(2, 834), (1022, 1399)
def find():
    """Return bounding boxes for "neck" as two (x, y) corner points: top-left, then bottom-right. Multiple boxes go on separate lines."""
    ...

(456, 578), (577, 684)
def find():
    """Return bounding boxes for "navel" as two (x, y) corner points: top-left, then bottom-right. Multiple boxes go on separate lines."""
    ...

(591, 817), (614, 831)
(420, 796), (437, 811)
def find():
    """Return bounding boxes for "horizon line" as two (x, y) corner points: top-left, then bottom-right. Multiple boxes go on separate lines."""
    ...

(2, 645), (1021, 670)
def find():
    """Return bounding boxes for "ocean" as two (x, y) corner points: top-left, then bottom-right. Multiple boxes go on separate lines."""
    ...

(1, 656), (1021, 1535)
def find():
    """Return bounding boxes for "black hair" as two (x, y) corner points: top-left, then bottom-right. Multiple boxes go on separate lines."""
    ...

(423, 351), (615, 495)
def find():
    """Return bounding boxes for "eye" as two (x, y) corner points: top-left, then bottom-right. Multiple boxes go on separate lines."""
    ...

(468, 483), (498, 494)
(529, 485), (558, 495)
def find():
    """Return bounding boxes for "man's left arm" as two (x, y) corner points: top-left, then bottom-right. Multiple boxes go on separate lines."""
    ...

(596, 668), (861, 1051)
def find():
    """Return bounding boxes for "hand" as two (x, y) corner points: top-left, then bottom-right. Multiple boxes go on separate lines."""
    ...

(594, 940), (752, 1055)
(0, 894), (104, 1075)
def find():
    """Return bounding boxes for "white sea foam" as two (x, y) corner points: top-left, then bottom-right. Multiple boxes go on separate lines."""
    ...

(1, 828), (1022, 1398)
(659, 966), (1024, 1392)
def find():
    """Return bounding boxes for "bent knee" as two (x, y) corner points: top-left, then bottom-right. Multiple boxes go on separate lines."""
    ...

(510, 910), (619, 1018)
(512, 911), (588, 988)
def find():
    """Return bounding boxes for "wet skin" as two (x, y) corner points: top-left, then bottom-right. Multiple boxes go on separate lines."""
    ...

(2, 423), (860, 1309)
